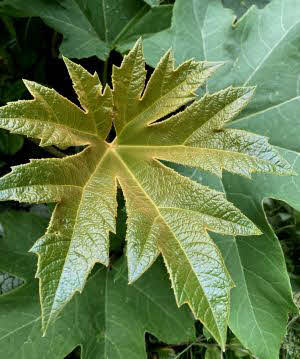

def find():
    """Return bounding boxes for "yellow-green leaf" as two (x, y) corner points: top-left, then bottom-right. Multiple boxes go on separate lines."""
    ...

(0, 39), (293, 348)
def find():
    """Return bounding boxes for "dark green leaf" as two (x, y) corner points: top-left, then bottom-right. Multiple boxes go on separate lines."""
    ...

(0, 259), (195, 359)
(0, 210), (48, 279)
(0, 129), (23, 155)
(0, 210), (195, 358)
(0, 0), (173, 60)
(143, 1), (299, 357)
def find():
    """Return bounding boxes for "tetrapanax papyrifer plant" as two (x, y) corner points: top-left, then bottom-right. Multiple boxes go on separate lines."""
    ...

(0, 39), (294, 348)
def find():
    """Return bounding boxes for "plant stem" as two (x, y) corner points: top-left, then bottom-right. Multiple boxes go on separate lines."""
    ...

(102, 57), (109, 86)
(288, 315), (300, 328)
(51, 31), (59, 58)
(173, 342), (195, 359)
(173, 340), (212, 358)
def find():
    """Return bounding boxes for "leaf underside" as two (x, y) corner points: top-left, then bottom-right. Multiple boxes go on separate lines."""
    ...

(0, 39), (293, 348)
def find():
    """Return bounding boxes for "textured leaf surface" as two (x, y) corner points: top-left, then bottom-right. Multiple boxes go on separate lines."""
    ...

(144, 0), (300, 137)
(0, 40), (292, 347)
(206, 4), (300, 357)
(0, 211), (195, 359)
(143, 0), (212, 67)
(0, 0), (172, 60)
(144, 2), (299, 356)
(219, 169), (299, 359)
(175, 166), (298, 359)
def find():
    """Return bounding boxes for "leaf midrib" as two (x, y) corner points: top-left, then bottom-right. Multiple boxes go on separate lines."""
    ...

(243, 17), (300, 86)
(223, 239), (271, 357)
(113, 150), (224, 340)
(115, 146), (260, 232)
(60, 0), (149, 52)
(71, 0), (104, 41)
(116, 60), (196, 141)
(112, 5), (148, 47)
(0, 116), (96, 141)
(47, 147), (111, 324)
(0, 315), (41, 342)
(117, 143), (286, 173)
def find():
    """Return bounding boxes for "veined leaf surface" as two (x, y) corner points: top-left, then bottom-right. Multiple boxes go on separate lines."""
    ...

(0, 210), (195, 359)
(142, 1), (300, 357)
(0, 0), (172, 60)
(0, 39), (292, 348)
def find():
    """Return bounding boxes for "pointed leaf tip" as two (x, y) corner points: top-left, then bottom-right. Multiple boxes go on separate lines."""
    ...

(0, 37), (295, 348)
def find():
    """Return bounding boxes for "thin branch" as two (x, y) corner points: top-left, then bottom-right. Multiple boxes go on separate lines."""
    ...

(288, 315), (300, 328)
(102, 57), (109, 86)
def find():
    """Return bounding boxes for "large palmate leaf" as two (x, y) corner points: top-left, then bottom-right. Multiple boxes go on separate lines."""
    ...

(0, 40), (293, 348)
(177, 166), (298, 359)
(143, 1), (299, 357)
(0, 210), (195, 359)
(0, 0), (172, 60)
(0, 262), (195, 359)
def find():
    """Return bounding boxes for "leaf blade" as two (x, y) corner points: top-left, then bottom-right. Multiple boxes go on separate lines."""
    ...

(0, 222), (195, 359)
(0, 40), (293, 346)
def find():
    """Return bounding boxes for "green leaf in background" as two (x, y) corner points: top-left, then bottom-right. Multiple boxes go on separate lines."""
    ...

(0, 80), (27, 105)
(143, 0), (160, 6)
(0, 210), (47, 294)
(0, 210), (49, 279)
(201, 7), (300, 357)
(0, 211), (195, 359)
(0, 0), (173, 60)
(144, 1), (300, 357)
(0, 129), (23, 155)
(215, 182), (297, 359)
(0, 261), (195, 359)
(228, 337), (252, 358)
(173, 165), (297, 359)
(222, 0), (271, 18)
(205, 346), (221, 359)
(143, 0), (210, 66)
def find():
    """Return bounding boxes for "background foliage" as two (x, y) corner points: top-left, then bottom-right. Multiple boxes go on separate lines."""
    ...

(0, 0), (299, 358)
